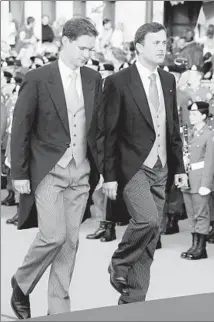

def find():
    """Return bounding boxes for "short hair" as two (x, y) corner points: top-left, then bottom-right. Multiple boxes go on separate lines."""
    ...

(62, 17), (99, 41)
(103, 18), (111, 26)
(134, 22), (166, 47)
(27, 17), (35, 25)
(207, 24), (214, 37)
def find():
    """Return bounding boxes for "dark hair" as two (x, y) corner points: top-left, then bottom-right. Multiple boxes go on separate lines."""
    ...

(103, 18), (111, 26)
(62, 17), (99, 41)
(134, 22), (166, 47)
(27, 16), (35, 25)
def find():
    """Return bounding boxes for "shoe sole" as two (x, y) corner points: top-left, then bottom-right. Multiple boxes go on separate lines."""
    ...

(11, 299), (23, 320)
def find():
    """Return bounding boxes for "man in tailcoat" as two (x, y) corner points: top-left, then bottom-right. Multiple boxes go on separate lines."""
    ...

(10, 17), (103, 318)
(102, 22), (187, 304)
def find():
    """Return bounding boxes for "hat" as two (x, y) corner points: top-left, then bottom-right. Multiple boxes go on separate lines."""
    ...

(14, 59), (22, 67)
(6, 56), (15, 66)
(3, 71), (13, 79)
(14, 72), (24, 84)
(98, 63), (114, 72)
(188, 101), (209, 113)
(85, 59), (99, 67)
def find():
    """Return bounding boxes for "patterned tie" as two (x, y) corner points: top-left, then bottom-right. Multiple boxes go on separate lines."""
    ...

(149, 73), (160, 111)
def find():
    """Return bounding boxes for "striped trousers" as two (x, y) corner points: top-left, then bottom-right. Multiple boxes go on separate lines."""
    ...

(111, 158), (168, 303)
(15, 159), (90, 314)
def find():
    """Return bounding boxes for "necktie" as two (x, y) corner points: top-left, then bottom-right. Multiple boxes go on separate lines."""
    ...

(66, 71), (79, 113)
(149, 73), (160, 111)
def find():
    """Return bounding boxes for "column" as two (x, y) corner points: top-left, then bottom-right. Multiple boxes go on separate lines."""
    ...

(1, 0), (10, 42)
(153, 1), (164, 24)
(73, 1), (86, 17)
(56, 1), (73, 20)
(42, 1), (56, 24)
(103, 1), (115, 28)
(145, 1), (153, 23)
(10, 0), (25, 29)
(115, 1), (147, 42)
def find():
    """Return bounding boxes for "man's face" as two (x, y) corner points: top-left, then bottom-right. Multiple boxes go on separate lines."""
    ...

(42, 16), (49, 26)
(104, 22), (112, 30)
(137, 30), (167, 66)
(62, 35), (96, 69)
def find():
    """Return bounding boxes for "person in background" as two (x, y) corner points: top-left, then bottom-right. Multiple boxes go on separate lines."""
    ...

(15, 17), (37, 56)
(111, 22), (124, 49)
(179, 28), (204, 71)
(42, 15), (55, 44)
(181, 101), (214, 260)
(196, 24), (214, 56)
(106, 47), (128, 72)
(99, 19), (113, 53)
(8, 13), (17, 50)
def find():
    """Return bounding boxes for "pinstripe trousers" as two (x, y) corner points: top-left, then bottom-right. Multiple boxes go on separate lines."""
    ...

(15, 159), (90, 314)
(111, 158), (168, 303)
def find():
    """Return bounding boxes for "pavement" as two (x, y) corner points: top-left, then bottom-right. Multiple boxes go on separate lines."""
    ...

(1, 189), (214, 321)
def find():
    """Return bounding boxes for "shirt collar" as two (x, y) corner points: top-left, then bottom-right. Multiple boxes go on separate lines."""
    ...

(58, 57), (80, 78)
(136, 59), (159, 79)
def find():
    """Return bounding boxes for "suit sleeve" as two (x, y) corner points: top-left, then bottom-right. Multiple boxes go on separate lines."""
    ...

(95, 75), (104, 174)
(201, 133), (214, 189)
(103, 76), (121, 182)
(11, 72), (38, 180)
(170, 76), (185, 175)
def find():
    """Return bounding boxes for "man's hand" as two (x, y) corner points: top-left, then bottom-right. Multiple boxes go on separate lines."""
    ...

(13, 180), (31, 194)
(95, 175), (104, 191)
(174, 173), (188, 189)
(102, 181), (118, 200)
(198, 187), (211, 196)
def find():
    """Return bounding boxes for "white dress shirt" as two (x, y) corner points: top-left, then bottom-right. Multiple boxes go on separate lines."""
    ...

(135, 60), (162, 103)
(58, 57), (83, 98)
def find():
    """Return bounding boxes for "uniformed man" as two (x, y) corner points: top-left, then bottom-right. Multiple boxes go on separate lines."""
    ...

(181, 101), (214, 260)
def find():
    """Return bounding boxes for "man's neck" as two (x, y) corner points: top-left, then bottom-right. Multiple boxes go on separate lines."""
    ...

(60, 52), (77, 71)
(137, 56), (157, 73)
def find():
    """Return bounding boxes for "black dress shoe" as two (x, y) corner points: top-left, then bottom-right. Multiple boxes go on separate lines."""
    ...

(100, 222), (116, 242)
(108, 263), (129, 296)
(11, 276), (31, 319)
(1, 190), (17, 206)
(6, 213), (18, 225)
(118, 298), (129, 305)
(86, 221), (107, 239)
(164, 214), (179, 235)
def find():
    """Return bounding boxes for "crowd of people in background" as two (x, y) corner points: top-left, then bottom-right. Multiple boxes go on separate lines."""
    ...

(1, 15), (214, 261)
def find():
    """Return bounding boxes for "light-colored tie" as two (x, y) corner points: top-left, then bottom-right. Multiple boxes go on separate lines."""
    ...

(66, 71), (79, 113)
(149, 73), (160, 111)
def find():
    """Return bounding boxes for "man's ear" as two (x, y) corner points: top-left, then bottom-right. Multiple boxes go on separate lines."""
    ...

(135, 42), (144, 54)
